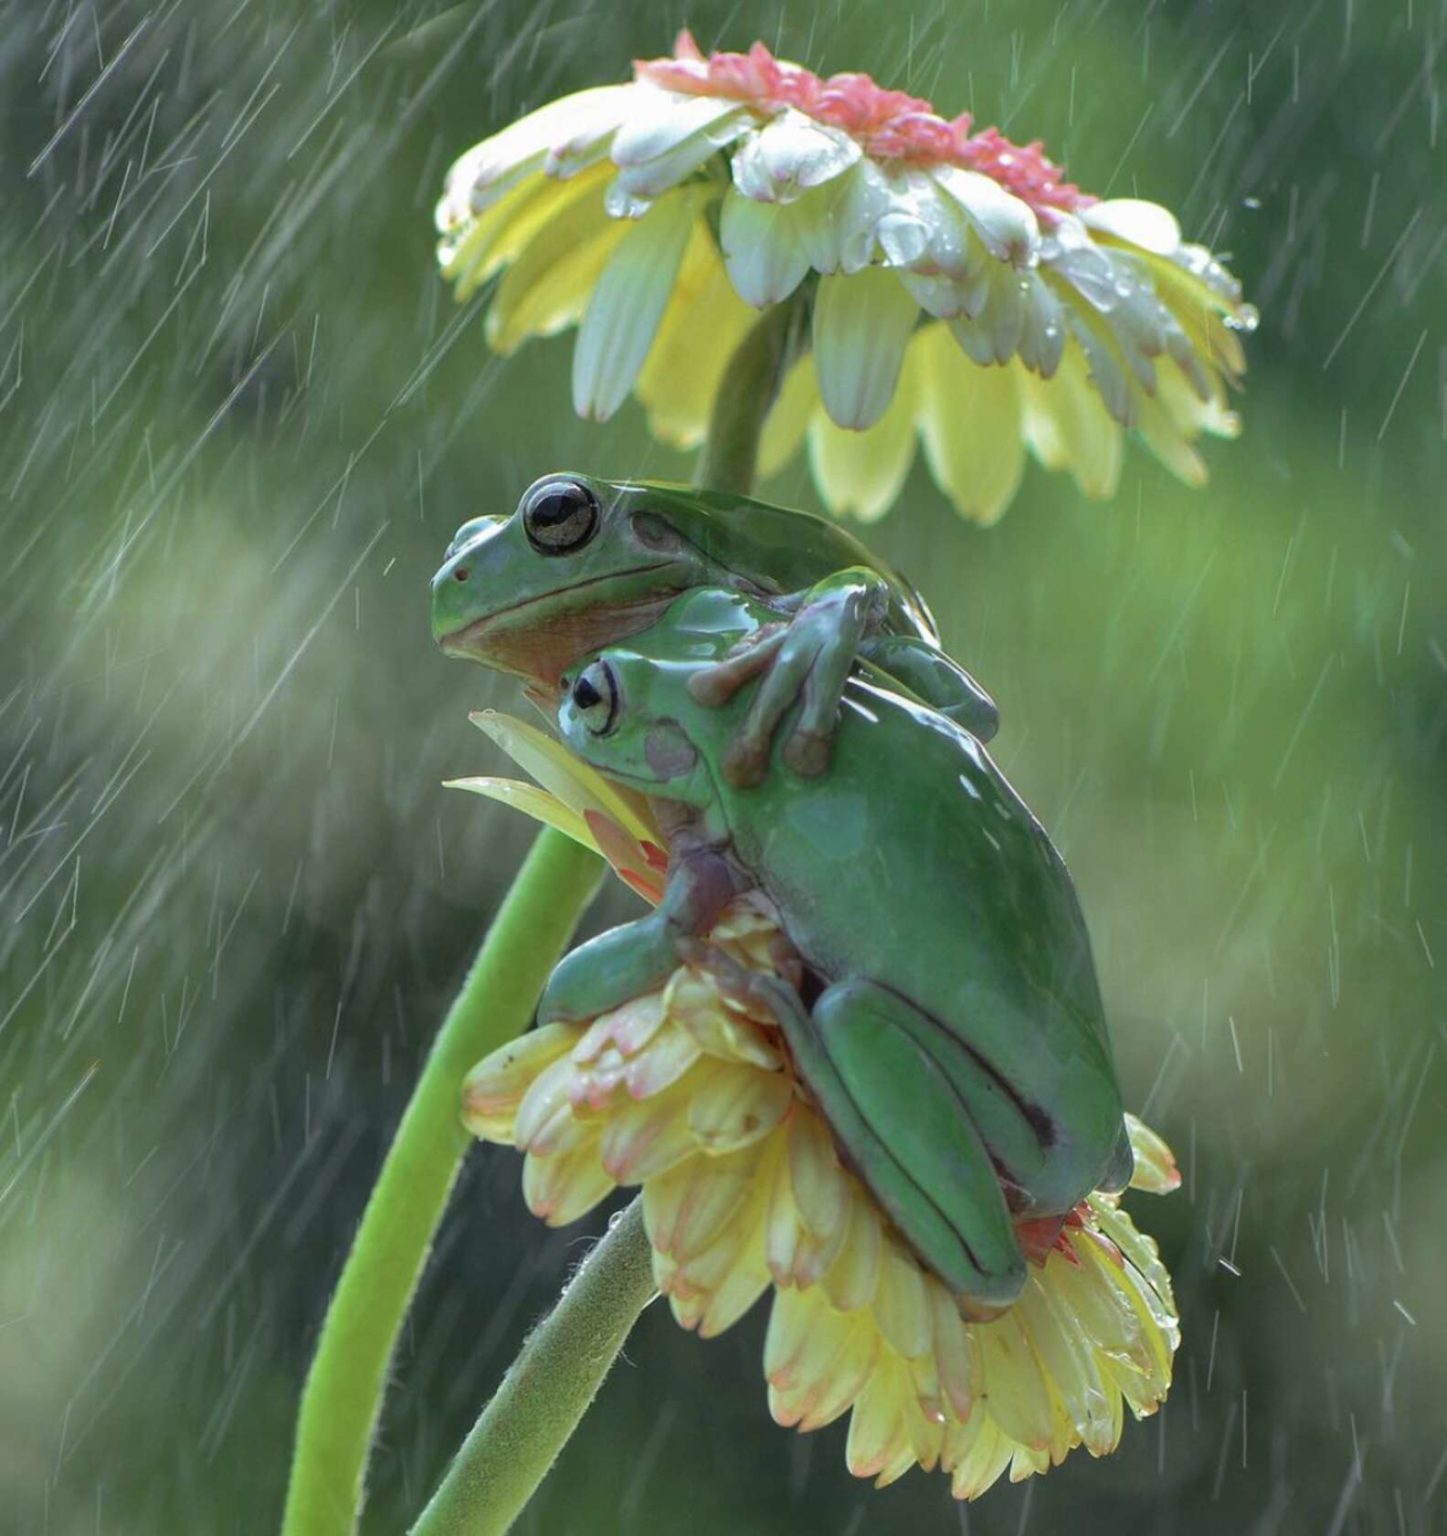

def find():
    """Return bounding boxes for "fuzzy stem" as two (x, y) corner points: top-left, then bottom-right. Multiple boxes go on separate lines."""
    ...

(398, 308), (790, 1536)
(281, 828), (603, 1536)
(408, 1199), (657, 1536)
(697, 295), (809, 496)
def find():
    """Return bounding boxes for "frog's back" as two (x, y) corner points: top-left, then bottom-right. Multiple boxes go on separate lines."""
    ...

(618, 479), (939, 643)
(719, 680), (1125, 1200)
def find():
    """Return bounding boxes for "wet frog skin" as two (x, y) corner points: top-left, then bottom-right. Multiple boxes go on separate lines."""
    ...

(536, 590), (1133, 1310)
(431, 472), (998, 783)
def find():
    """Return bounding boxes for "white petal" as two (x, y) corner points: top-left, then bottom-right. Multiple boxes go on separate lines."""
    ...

(610, 87), (747, 171)
(731, 109), (861, 203)
(719, 188), (812, 307)
(1017, 271), (1066, 377)
(449, 85), (636, 208)
(807, 342), (919, 521)
(948, 261), (1026, 367)
(930, 165), (1040, 266)
(915, 324), (1025, 525)
(1066, 311), (1135, 425)
(572, 189), (699, 421)
(1083, 198), (1182, 256)
(799, 160), (894, 275)
(611, 108), (749, 204)
(812, 268), (919, 430)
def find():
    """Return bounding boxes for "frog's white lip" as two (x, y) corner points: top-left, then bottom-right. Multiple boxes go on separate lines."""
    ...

(439, 563), (680, 653)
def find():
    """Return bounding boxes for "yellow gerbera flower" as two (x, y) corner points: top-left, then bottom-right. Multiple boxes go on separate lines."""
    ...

(451, 715), (1182, 1498)
(437, 31), (1254, 522)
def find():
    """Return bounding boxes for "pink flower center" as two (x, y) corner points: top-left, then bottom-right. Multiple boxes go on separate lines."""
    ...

(635, 31), (1093, 217)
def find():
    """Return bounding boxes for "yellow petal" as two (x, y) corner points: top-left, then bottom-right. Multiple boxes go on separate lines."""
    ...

(822, 1192), (883, 1313)
(915, 322), (1025, 524)
(462, 1022), (581, 1144)
(686, 1064), (792, 1154)
(468, 711), (660, 847)
(756, 354), (818, 480)
(444, 776), (596, 853)
(636, 222), (756, 447)
(521, 1137), (614, 1225)
(974, 1307), (1055, 1451)
(485, 185), (626, 354)
(872, 1240), (932, 1361)
(806, 340), (919, 522)
(1017, 342), (1123, 499)
(1123, 1113), (1183, 1195)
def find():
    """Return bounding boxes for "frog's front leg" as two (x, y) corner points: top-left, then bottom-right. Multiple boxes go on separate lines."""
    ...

(538, 846), (739, 1026)
(856, 635), (1000, 743)
(680, 943), (1026, 1310)
(689, 567), (890, 787)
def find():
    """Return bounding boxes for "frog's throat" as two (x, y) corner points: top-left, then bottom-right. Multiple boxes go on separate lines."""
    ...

(439, 572), (684, 689)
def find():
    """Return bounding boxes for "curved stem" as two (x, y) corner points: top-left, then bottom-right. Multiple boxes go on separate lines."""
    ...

(697, 293), (810, 496)
(409, 1200), (657, 1536)
(282, 829), (603, 1536)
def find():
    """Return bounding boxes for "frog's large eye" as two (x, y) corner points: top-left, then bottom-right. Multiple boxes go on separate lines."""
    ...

(521, 475), (600, 555)
(570, 662), (620, 736)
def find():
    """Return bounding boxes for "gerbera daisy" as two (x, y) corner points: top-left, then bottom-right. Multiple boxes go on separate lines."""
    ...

(437, 31), (1254, 522)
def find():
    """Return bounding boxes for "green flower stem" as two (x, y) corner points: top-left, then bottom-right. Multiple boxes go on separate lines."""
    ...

(282, 828), (603, 1536)
(408, 1198), (657, 1536)
(698, 293), (810, 496)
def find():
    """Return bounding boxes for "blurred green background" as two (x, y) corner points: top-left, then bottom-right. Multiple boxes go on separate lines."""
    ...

(2, 1), (1444, 1532)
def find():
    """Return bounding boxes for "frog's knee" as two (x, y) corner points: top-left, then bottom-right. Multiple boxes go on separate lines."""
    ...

(783, 726), (831, 778)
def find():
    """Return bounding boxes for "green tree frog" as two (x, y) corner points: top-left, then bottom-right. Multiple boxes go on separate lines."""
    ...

(431, 472), (998, 784)
(537, 590), (1133, 1310)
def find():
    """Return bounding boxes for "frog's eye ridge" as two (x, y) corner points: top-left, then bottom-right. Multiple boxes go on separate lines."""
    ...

(571, 662), (619, 736)
(522, 475), (600, 555)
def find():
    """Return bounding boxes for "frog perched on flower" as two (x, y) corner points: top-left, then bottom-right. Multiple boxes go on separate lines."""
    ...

(437, 31), (1254, 522)
(453, 636), (1181, 1498)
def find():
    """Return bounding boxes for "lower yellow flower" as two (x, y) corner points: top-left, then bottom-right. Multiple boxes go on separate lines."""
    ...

(465, 893), (1181, 1499)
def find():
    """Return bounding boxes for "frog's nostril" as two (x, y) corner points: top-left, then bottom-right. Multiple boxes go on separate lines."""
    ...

(453, 567), (469, 582)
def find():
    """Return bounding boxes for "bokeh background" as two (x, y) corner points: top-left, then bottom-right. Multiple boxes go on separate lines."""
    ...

(3, 1), (1444, 1532)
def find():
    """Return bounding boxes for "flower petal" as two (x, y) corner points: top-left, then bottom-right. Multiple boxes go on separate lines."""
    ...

(462, 1023), (581, 1144)
(756, 355), (818, 479)
(812, 267), (919, 430)
(930, 165), (1039, 266)
(806, 345), (919, 522)
(1083, 198), (1182, 256)
(915, 324), (1025, 525)
(719, 187), (814, 307)
(1123, 1113), (1182, 1195)
(573, 189), (701, 421)
(1017, 340), (1123, 499)
(732, 108), (861, 202)
(636, 222), (756, 447)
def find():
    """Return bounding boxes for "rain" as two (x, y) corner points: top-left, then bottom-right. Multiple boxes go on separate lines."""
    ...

(1, 2), (1443, 1532)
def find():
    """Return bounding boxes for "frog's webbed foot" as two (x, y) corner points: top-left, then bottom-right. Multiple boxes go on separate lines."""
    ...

(689, 571), (887, 788)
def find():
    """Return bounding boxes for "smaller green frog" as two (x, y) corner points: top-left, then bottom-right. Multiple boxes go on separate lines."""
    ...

(537, 591), (1133, 1309)
(431, 472), (998, 784)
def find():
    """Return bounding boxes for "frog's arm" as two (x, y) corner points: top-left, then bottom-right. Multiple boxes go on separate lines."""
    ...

(537, 844), (738, 1026)
(681, 942), (1026, 1309)
(688, 567), (997, 786)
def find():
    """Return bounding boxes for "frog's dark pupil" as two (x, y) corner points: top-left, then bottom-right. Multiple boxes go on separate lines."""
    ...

(573, 675), (602, 710)
(524, 479), (598, 554)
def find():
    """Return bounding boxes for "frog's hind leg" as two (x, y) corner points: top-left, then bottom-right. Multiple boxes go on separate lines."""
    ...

(681, 942), (1025, 1308)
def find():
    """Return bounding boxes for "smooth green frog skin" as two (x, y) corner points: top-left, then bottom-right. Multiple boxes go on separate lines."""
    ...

(430, 472), (998, 783)
(539, 589), (1132, 1309)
